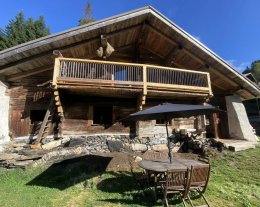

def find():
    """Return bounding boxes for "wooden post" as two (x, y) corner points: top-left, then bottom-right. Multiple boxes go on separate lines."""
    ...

(143, 65), (147, 96)
(52, 58), (61, 88)
(87, 105), (93, 126)
(207, 73), (213, 96)
(137, 65), (147, 111)
(213, 113), (220, 139)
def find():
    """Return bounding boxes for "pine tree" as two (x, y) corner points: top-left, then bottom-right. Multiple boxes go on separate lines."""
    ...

(243, 60), (260, 82)
(0, 29), (7, 49)
(79, 1), (96, 26)
(0, 12), (50, 51)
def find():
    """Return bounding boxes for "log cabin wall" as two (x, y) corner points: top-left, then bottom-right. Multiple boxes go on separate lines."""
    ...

(60, 93), (137, 135)
(8, 70), (53, 138)
(59, 92), (207, 136)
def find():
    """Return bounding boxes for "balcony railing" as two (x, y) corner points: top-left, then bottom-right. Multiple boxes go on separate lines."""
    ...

(53, 58), (212, 95)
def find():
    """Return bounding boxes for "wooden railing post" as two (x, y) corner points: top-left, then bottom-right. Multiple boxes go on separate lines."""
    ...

(137, 65), (147, 111)
(53, 58), (61, 88)
(207, 73), (213, 96)
(143, 65), (147, 96)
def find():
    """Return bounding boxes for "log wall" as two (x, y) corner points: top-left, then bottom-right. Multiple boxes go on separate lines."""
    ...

(60, 94), (137, 135)
(8, 71), (53, 138)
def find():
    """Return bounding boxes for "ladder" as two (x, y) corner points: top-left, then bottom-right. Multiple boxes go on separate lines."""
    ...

(33, 96), (55, 145)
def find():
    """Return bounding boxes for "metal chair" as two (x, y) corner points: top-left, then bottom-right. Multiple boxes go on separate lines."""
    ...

(186, 164), (211, 207)
(162, 168), (189, 207)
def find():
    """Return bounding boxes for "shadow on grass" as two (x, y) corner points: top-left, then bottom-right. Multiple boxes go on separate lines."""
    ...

(97, 173), (184, 206)
(98, 191), (184, 207)
(27, 155), (112, 190)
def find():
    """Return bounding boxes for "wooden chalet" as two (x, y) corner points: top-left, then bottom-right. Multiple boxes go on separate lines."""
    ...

(0, 6), (259, 144)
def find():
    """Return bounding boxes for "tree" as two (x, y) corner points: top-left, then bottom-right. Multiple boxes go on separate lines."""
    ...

(0, 12), (50, 51)
(79, 1), (95, 26)
(242, 60), (260, 82)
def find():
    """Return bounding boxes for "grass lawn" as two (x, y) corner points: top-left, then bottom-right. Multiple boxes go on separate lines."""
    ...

(0, 146), (259, 207)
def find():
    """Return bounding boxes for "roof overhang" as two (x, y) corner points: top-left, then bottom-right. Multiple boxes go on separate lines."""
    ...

(0, 6), (259, 99)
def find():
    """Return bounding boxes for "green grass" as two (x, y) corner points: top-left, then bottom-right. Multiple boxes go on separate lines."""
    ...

(0, 146), (259, 207)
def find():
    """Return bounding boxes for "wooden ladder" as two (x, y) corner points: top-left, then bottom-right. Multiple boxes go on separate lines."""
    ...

(54, 89), (64, 137)
(33, 96), (55, 145)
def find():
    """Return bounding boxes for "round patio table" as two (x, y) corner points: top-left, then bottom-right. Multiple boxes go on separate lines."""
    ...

(139, 158), (207, 200)
(139, 158), (204, 172)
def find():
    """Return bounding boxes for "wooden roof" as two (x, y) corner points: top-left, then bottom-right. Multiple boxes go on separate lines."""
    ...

(0, 6), (259, 99)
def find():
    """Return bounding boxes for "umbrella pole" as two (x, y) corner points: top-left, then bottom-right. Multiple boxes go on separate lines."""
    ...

(166, 121), (173, 163)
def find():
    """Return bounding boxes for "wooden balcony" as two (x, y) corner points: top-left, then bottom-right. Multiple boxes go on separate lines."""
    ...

(53, 58), (212, 98)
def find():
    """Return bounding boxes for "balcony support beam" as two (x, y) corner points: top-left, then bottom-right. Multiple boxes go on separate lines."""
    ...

(137, 94), (146, 111)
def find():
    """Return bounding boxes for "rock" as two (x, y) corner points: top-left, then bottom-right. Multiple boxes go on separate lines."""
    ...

(152, 144), (168, 151)
(134, 156), (142, 162)
(107, 140), (123, 152)
(42, 140), (62, 150)
(0, 153), (21, 161)
(61, 137), (70, 144)
(6, 160), (34, 169)
(30, 143), (42, 149)
(32, 146), (90, 167)
(131, 143), (148, 152)
(172, 146), (180, 153)
(180, 129), (188, 134)
(67, 137), (86, 147)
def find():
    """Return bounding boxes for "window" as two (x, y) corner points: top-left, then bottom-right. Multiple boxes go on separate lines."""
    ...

(93, 106), (113, 125)
(156, 119), (167, 125)
(30, 110), (46, 124)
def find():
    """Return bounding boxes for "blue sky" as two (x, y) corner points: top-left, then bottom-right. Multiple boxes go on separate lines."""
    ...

(1, 0), (259, 72)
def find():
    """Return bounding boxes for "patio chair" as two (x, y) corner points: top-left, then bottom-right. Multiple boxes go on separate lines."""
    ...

(162, 168), (189, 207)
(198, 155), (210, 164)
(186, 164), (211, 207)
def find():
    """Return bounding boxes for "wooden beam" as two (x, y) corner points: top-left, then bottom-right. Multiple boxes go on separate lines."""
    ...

(165, 45), (183, 66)
(147, 24), (240, 87)
(208, 67), (238, 87)
(6, 65), (53, 81)
(212, 113), (220, 139)
(0, 77), (10, 88)
(169, 60), (185, 68)
(134, 20), (149, 62)
(137, 94), (146, 111)
(196, 64), (210, 72)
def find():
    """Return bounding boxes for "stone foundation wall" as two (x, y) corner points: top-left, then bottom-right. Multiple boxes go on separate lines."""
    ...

(0, 82), (10, 143)
(66, 134), (168, 153)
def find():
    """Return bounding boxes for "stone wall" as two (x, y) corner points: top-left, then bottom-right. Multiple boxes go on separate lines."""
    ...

(136, 120), (169, 137)
(136, 118), (198, 138)
(0, 81), (10, 144)
(65, 134), (168, 153)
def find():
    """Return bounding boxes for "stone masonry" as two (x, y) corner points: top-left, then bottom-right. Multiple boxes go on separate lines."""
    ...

(226, 95), (258, 142)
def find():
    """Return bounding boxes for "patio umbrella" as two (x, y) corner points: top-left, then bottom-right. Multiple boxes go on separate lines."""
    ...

(122, 103), (220, 163)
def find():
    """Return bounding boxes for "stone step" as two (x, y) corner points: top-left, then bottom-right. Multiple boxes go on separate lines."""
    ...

(218, 139), (258, 152)
(229, 144), (256, 152)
